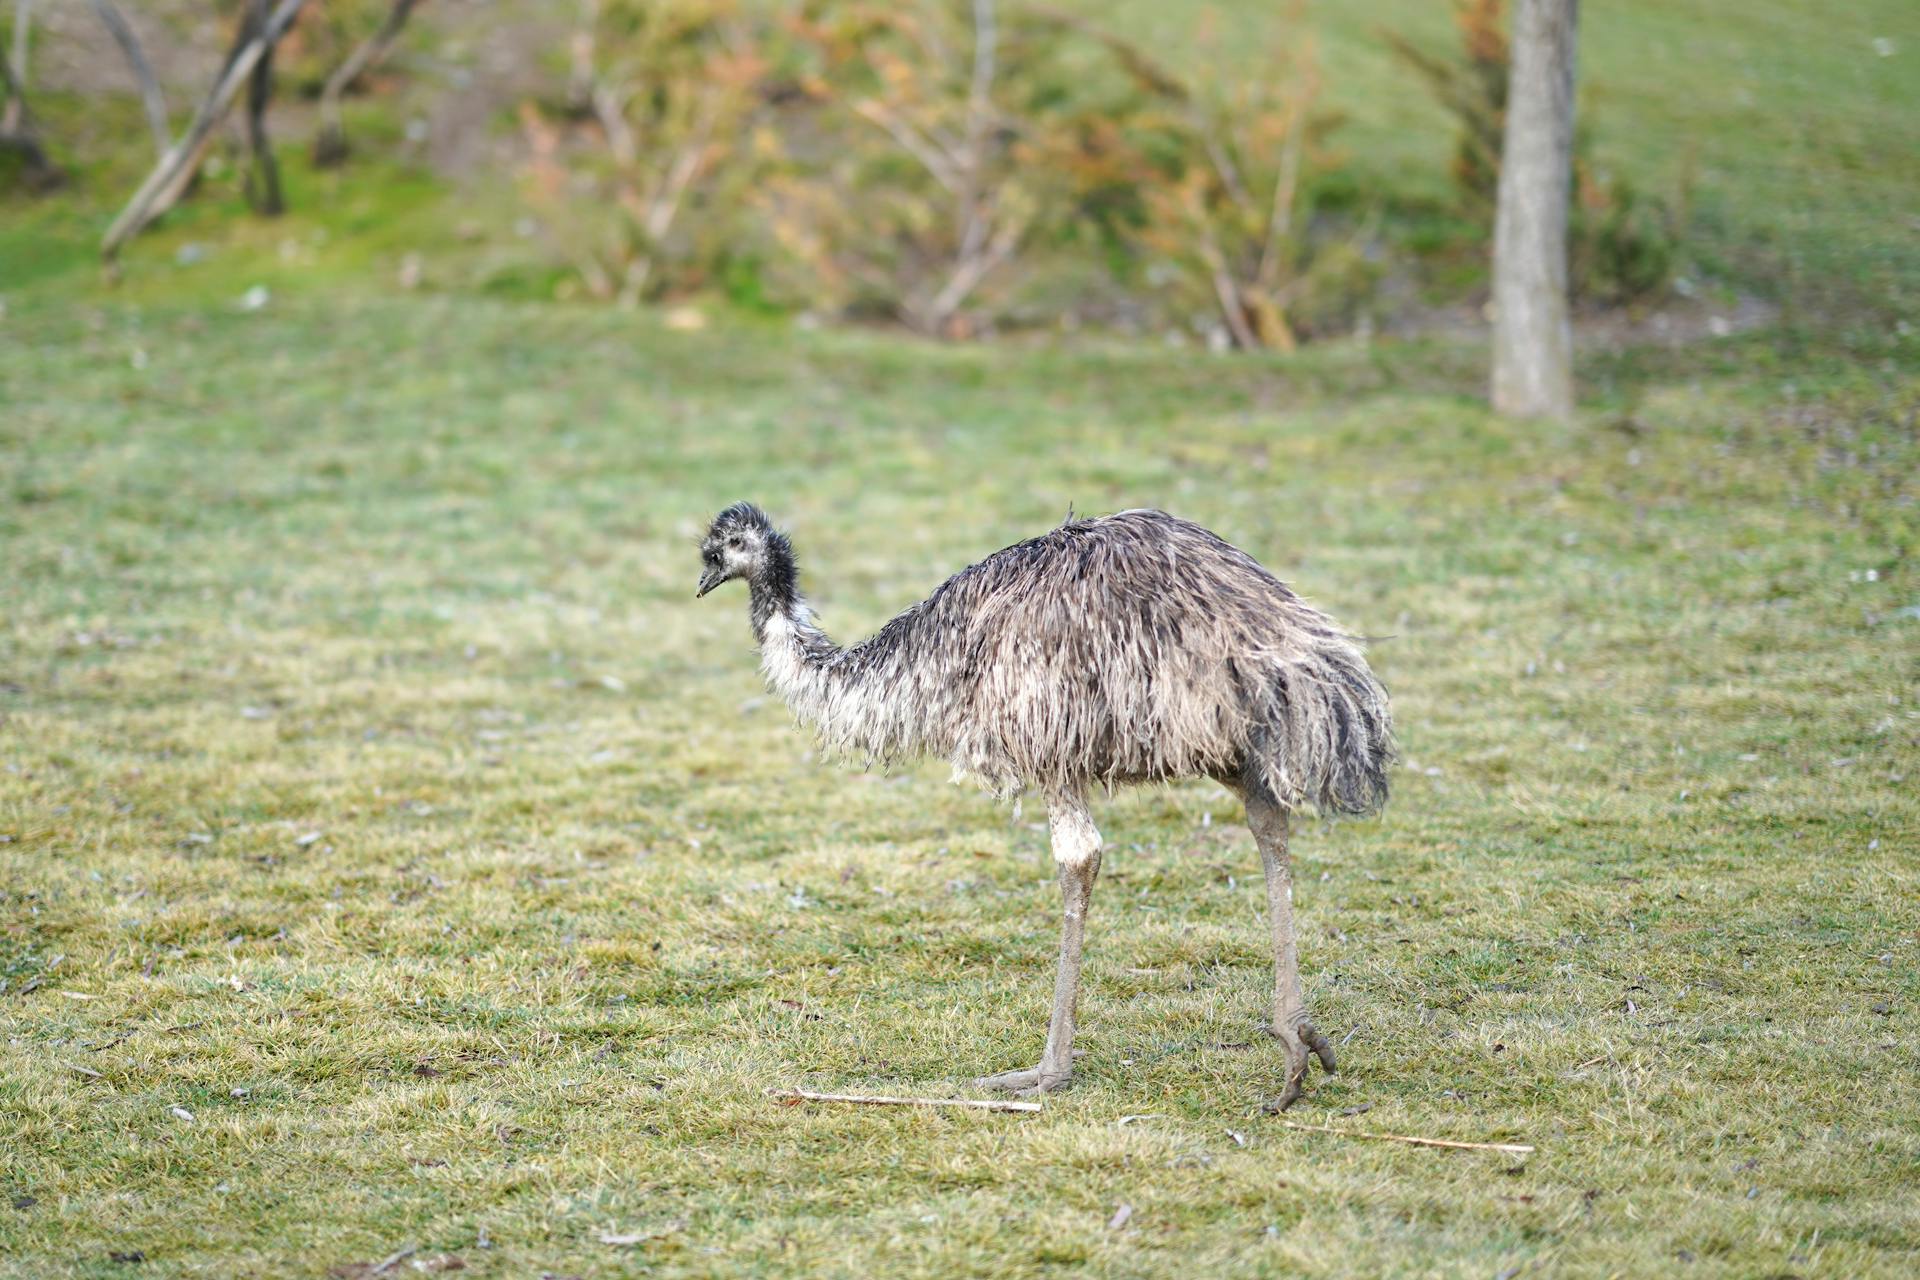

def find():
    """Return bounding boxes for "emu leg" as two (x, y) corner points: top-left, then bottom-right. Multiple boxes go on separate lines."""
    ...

(976, 794), (1101, 1095)
(1247, 791), (1337, 1110)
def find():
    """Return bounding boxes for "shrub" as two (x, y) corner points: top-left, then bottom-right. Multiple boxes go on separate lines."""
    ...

(1573, 169), (1678, 305)
(1382, 0), (1506, 216)
(517, 0), (776, 306)
(760, 0), (1159, 336)
(1123, 7), (1377, 350)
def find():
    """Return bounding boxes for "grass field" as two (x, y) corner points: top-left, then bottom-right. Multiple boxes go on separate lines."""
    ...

(4, 0), (1920, 1275)
(3, 294), (1916, 1276)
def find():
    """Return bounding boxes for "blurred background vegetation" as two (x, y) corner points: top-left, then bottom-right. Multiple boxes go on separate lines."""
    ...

(2, 0), (1914, 344)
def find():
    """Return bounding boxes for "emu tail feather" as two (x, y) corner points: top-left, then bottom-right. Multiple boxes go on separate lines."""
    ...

(1253, 642), (1395, 817)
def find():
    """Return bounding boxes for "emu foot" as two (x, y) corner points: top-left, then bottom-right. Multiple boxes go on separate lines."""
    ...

(974, 1063), (1073, 1096)
(1262, 1015), (1338, 1112)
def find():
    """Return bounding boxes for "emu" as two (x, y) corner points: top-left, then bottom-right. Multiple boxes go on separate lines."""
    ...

(697, 503), (1393, 1107)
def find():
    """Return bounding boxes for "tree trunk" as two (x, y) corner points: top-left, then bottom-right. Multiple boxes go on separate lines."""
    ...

(1490, 0), (1577, 420)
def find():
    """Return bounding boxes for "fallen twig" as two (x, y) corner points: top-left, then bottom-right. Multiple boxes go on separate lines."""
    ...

(600, 1218), (684, 1246)
(1275, 1119), (1533, 1155)
(766, 1087), (1040, 1114)
(369, 1244), (417, 1275)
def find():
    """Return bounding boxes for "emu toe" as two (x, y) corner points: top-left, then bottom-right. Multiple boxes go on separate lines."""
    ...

(1264, 1018), (1338, 1112)
(974, 1064), (1074, 1096)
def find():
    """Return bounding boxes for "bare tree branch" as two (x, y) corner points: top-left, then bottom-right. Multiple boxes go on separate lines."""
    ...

(89, 0), (168, 158)
(1188, 198), (1259, 351)
(1199, 124), (1253, 214)
(901, 0), (1019, 337)
(314, 0), (422, 166)
(242, 0), (283, 215)
(851, 97), (959, 193)
(102, 0), (311, 261)
(0, 0), (60, 189)
(589, 81), (636, 165)
(921, 200), (1023, 334)
(1022, 3), (1189, 100)
(1255, 97), (1305, 292)
(951, 0), (997, 268)
(608, 84), (723, 308)
(566, 0), (599, 114)
(2, 0), (27, 128)
(143, 13), (255, 218)
(645, 116), (714, 244)
(3, 0), (33, 136)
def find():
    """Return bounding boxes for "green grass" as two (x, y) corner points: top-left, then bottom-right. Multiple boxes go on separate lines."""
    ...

(2, 292), (1916, 1276)
(0, 90), (506, 309)
(3, 1), (1918, 1273)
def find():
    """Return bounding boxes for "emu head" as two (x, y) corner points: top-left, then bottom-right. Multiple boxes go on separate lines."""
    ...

(696, 502), (789, 599)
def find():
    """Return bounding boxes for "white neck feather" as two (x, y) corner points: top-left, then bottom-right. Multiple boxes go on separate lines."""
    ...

(754, 596), (924, 771)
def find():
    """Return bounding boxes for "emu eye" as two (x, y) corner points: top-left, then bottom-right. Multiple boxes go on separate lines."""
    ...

(727, 535), (745, 550)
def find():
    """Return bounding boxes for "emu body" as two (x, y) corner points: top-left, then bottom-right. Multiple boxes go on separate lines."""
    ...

(698, 504), (1393, 1105)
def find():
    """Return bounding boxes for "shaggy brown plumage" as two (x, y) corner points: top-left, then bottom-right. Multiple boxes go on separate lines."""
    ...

(699, 504), (1393, 813)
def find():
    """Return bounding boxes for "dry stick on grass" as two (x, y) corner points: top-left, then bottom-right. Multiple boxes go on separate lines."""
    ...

(368, 1243), (417, 1275)
(89, 0), (168, 157)
(100, 0), (310, 261)
(766, 1088), (1042, 1114)
(1275, 1118), (1534, 1155)
(314, 0), (423, 166)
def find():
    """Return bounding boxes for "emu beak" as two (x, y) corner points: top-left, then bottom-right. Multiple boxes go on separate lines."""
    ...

(695, 568), (723, 598)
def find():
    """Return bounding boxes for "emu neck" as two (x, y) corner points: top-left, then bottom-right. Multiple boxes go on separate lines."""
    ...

(745, 542), (926, 773)
(747, 542), (842, 677)
(753, 590), (835, 666)
(746, 545), (807, 646)
(746, 543), (861, 754)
